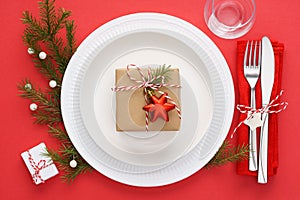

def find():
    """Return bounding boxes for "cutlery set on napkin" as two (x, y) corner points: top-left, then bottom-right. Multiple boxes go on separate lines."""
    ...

(236, 36), (285, 184)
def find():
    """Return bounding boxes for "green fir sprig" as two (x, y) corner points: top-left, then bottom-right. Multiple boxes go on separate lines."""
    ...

(21, 0), (76, 83)
(18, 79), (61, 125)
(150, 64), (172, 84)
(44, 134), (93, 182)
(19, 0), (89, 182)
(205, 140), (249, 168)
(19, 0), (250, 183)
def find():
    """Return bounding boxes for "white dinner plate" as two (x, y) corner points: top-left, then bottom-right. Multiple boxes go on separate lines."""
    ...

(61, 13), (234, 186)
(81, 37), (213, 167)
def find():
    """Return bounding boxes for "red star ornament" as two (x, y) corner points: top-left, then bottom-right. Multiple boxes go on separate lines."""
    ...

(143, 93), (176, 122)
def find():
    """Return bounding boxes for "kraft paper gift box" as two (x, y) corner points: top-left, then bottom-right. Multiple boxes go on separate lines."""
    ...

(115, 67), (181, 131)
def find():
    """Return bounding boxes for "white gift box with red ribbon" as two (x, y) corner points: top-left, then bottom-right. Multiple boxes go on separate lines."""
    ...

(21, 142), (59, 184)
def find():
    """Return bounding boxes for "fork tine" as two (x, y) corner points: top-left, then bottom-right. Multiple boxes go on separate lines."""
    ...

(244, 41), (249, 66)
(258, 40), (262, 69)
(253, 41), (257, 67)
(248, 40), (253, 67)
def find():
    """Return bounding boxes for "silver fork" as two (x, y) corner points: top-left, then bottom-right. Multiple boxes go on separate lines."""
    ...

(243, 40), (262, 171)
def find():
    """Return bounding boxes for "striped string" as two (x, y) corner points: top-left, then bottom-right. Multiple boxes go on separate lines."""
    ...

(143, 87), (150, 131)
(231, 90), (288, 138)
(113, 64), (181, 92)
(157, 90), (181, 119)
(27, 150), (53, 184)
(112, 64), (181, 131)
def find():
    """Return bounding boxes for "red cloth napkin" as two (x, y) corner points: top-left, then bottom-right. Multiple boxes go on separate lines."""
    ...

(236, 40), (284, 176)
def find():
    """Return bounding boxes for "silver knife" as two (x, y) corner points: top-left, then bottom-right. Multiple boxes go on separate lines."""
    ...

(258, 36), (275, 184)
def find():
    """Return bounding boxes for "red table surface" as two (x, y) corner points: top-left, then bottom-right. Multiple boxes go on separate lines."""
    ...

(1, 0), (299, 199)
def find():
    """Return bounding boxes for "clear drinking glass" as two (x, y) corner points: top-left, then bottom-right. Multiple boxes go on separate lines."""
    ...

(204, 0), (256, 39)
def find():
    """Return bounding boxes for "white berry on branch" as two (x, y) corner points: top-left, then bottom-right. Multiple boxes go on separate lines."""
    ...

(49, 80), (57, 88)
(38, 51), (47, 60)
(29, 103), (38, 111)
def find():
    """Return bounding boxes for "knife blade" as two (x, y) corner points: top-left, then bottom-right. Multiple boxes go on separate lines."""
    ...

(258, 36), (275, 184)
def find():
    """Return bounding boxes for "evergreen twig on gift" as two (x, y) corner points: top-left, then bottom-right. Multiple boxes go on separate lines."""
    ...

(151, 64), (172, 84)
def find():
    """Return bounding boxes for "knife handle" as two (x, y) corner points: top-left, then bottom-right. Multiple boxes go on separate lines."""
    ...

(258, 113), (269, 184)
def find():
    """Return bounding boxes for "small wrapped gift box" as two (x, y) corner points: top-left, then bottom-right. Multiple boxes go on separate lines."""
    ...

(115, 66), (181, 131)
(21, 142), (59, 184)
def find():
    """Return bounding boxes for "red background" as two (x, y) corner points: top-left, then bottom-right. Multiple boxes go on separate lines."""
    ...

(1, 0), (299, 199)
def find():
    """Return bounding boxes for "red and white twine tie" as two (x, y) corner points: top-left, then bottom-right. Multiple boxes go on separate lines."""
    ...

(231, 90), (288, 138)
(27, 151), (53, 183)
(112, 64), (181, 131)
(157, 90), (182, 119)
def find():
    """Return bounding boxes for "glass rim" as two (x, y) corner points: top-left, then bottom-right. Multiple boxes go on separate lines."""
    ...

(206, 0), (257, 28)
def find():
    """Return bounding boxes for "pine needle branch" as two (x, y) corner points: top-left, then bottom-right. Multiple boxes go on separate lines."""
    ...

(45, 144), (93, 183)
(34, 59), (61, 82)
(38, 0), (72, 76)
(48, 125), (70, 142)
(39, 0), (56, 35)
(205, 140), (249, 169)
(53, 8), (71, 36)
(18, 80), (59, 109)
(65, 20), (76, 56)
(32, 111), (62, 125)
(46, 36), (69, 72)
(62, 163), (92, 183)
(18, 80), (61, 124)
(150, 64), (172, 84)
(21, 11), (46, 39)
(20, 0), (89, 183)
(21, 0), (75, 82)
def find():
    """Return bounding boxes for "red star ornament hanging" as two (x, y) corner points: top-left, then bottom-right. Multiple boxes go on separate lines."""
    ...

(143, 93), (175, 122)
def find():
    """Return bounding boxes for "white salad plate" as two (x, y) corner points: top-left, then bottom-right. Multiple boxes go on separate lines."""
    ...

(61, 13), (234, 187)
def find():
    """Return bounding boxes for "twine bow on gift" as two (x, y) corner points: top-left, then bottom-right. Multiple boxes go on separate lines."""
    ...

(112, 64), (181, 131)
(27, 151), (53, 184)
(112, 64), (181, 92)
(232, 90), (288, 138)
